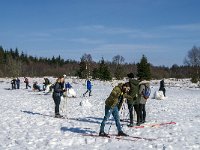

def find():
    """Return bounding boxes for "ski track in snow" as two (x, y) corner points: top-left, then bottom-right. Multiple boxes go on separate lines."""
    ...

(0, 78), (200, 150)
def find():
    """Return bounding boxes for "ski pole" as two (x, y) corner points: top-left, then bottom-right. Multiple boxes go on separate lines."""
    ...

(107, 108), (114, 134)
(108, 120), (113, 134)
(125, 103), (134, 121)
(64, 95), (67, 118)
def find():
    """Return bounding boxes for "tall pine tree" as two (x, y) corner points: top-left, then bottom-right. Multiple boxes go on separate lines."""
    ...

(99, 58), (112, 80)
(137, 55), (151, 80)
(92, 58), (112, 80)
(77, 53), (92, 79)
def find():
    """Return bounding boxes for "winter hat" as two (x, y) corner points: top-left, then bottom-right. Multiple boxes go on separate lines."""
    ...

(127, 73), (134, 78)
(63, 74), (67, 78)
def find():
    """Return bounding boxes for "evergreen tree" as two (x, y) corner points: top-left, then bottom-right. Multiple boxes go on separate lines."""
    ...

(137, 55), (151, 80)
(92, 58), (111, 80)
(0, 46), (4, 64)
(114, 65), (125, 80)
(77, 60), (87, 78)
(92, 68), (99, 79)
(15, 48), (19, 58)
(98, 58), (112, 80)
(77, 53), (93, 78)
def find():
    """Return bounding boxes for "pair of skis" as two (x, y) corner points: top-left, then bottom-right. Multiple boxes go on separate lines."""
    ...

(82, 133), (156, 141)
(127, 121), (176, 128)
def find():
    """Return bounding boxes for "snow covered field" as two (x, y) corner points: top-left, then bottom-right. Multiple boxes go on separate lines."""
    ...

(0, 77), (200, 150)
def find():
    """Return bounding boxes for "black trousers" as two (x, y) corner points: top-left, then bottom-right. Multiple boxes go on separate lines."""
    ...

(128, 104), (140, 124)
(11, 83), (16, 89)
(26, 83), (31, 89)
(139, 104), (146, 122)
(159, 87), (166, 96)
(83, 89), (91, 96)
(53, 94), (61, 115)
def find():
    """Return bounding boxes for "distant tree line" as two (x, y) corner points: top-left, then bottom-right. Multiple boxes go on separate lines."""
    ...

(0, 45), (199, 82)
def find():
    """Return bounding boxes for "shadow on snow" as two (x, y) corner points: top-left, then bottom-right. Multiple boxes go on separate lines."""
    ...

(60, 127), (96, 134)
(21, 110), (115, 125)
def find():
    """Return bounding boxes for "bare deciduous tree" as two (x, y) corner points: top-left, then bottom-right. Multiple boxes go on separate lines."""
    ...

(184, 46), (200, 67)
(112, 55), (125, 65)
(184, 46), (200, 82)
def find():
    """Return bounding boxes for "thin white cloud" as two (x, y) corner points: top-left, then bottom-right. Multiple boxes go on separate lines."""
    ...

(69, 38), (105, 44)
(162, 23), (200, 31)
(91, 43), (163, 54)
(78, 25), (138, 34)
(77, 25), (177, 39)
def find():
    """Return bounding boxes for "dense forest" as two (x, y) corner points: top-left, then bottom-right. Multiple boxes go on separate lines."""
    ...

(0, 45), (199, 82)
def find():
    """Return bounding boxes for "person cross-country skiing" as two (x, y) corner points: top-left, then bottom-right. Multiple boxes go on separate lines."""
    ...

(99, 82), (132, 137)
(52, 76), (66, 118)
(83, 79), (92, 97)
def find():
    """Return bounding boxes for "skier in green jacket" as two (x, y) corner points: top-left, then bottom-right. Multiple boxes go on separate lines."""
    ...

(99, 82), (132, 137)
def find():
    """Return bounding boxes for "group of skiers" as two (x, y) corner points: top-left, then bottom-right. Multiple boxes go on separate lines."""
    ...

(11, 77), (52, 91)
(10, 74), (165, 137)
(99, 73), (151, 137)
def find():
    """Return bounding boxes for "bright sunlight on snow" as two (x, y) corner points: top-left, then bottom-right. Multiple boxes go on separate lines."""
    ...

(0, 77), (200, 150)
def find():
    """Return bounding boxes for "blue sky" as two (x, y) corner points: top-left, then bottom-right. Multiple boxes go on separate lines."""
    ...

(0, 0), (200, 67)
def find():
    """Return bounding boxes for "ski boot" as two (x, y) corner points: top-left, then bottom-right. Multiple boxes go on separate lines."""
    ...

(99, 131), (109, 137)
(118, 131), (128, 136)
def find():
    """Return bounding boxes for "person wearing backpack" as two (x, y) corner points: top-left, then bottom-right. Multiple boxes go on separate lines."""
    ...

(138, 79), (151, 124)
(126, 73), (141, 126)
(24, 77), (31, 89)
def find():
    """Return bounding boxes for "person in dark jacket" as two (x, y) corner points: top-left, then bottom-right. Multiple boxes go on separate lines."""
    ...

(99, 82), (132, 137)
(83, 79), (92, 97)
(43, 78), (51, 91)
(126, 73), (140, 126)
(52, 76), (65, 118)
(11, 78), (16, 89)
(159, 79), (166, 97)
(16, 77), (20, 89)
(33, 81), (42, 91)
(24, 77), (31, 89)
